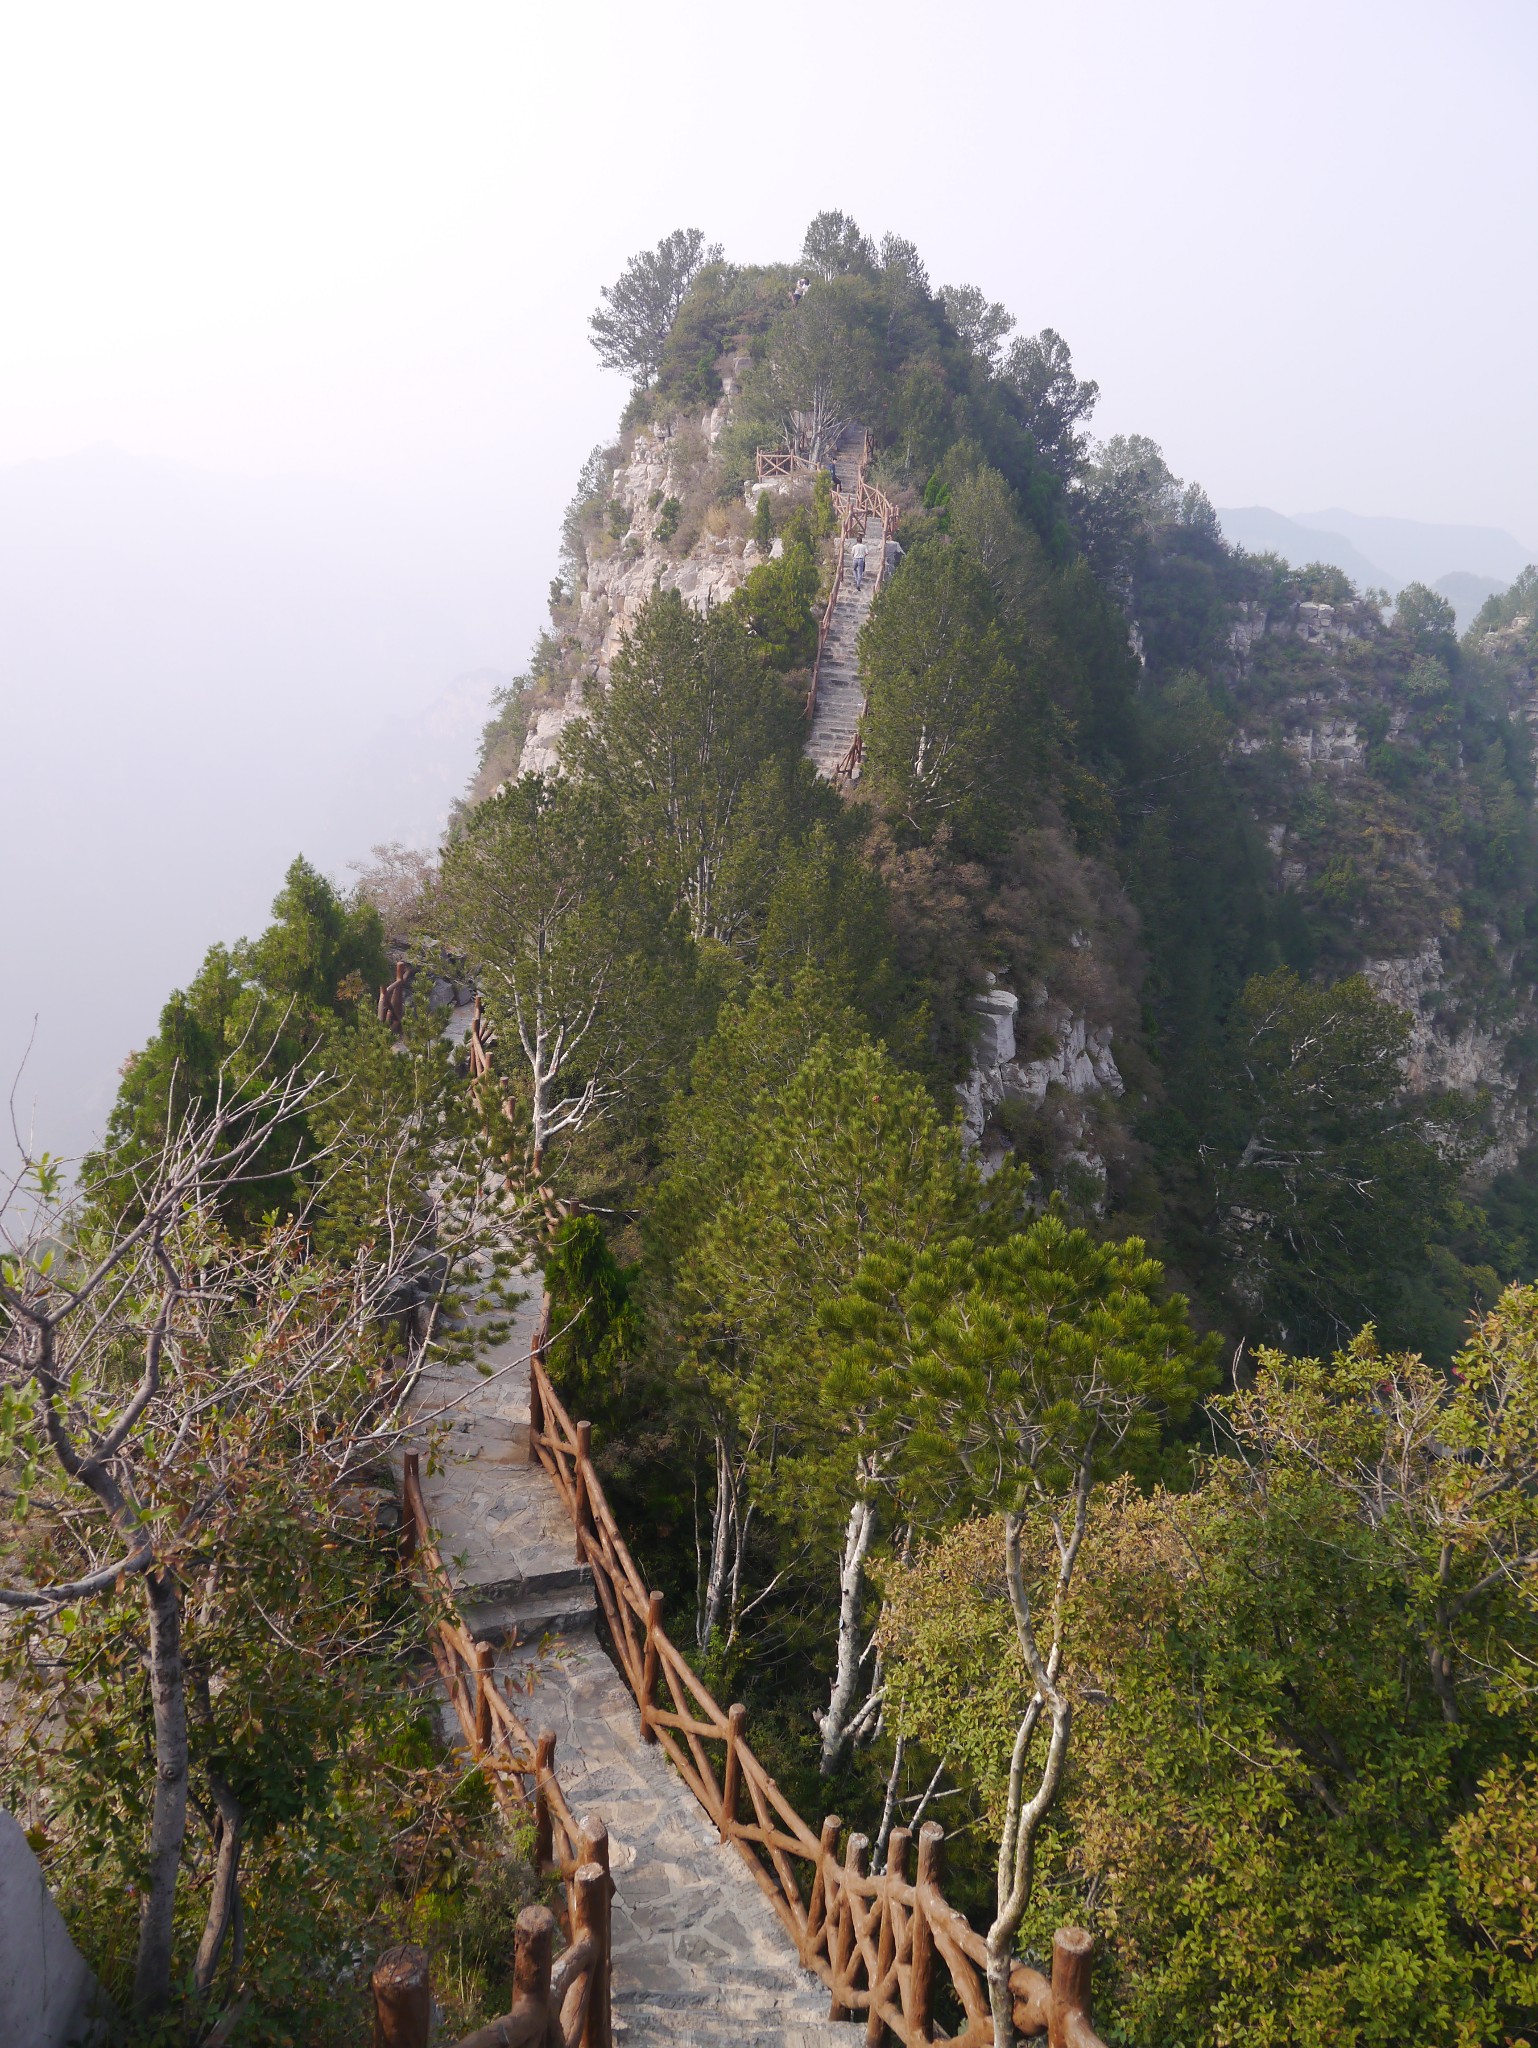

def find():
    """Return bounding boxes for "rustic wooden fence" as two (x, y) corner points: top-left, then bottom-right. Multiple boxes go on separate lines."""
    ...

(756, 435), (899, 733)
(384, 1453), (613, 2048)
(527, 1311), (1107, 2047)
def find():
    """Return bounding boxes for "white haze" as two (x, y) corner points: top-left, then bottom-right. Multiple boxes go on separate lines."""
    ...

(2, 0), (1536, 1167)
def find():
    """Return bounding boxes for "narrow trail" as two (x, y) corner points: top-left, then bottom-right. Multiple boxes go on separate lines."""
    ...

(804, 432), (884, 782)
(409, 1284), (849, 2047)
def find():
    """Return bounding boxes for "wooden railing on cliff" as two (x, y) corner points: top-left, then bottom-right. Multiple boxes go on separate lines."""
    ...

(527, 1308), (1107, 2048)
(382, 1454), (613, 2048)
(755, 436), (899, 727)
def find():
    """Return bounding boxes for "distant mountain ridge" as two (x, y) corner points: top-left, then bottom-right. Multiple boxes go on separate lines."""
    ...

(1217, 504), (1537, 627)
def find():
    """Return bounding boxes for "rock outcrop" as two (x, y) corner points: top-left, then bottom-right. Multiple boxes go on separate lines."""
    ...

(958, 980), (1124, 1194)
(520, 388), (772, 777)
(0, 1809), (109, 2047)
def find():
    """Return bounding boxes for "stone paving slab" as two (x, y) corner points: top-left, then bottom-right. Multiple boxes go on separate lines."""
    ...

(409, 1281), (852, 2046)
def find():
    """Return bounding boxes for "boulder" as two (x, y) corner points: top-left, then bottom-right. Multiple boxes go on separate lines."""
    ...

(0, 1809), (110, 2046)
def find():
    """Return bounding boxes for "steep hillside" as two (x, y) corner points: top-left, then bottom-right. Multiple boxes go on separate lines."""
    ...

(463, 218), (1538, 1362)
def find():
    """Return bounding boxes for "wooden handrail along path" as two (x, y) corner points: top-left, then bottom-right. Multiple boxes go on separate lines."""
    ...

(526, 1309), (1108, 2048)
(755, 435), (899, 732)
(389, 1453), (614, 2048)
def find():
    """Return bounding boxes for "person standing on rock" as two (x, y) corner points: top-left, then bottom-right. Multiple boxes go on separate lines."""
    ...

(851, 537), (867, 589)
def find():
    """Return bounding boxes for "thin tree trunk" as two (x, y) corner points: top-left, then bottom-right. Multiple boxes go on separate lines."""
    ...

(818, 1492), (876, 1774)
(982, 1491), (1088, 2048)
(874, 1735), (905, 1866)
(698, 1434), (735, 1649)
(194, 1776), (244, 1997)
(134, 1567), (189, 2015)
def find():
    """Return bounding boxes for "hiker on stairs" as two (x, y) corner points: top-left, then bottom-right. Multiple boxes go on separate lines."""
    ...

(850, 536), (867, 589)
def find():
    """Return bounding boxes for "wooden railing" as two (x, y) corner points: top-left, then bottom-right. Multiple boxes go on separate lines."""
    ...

(810, 520), (851, 719)
(770, 429), (899, 728)
(395, 1453), (613, 2048)
(527, 1315), (1107, 2047)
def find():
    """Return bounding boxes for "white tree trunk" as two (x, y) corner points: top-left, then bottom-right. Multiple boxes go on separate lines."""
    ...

(817, 1492), (878, 1774)
(698, 1435), (736, 1648)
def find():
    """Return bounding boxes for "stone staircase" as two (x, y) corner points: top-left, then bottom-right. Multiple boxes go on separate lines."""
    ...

(410, 1282), (858, 2045)
(805, 436), (884, 782)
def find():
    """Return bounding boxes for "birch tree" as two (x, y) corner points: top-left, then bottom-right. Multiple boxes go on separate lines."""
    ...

(434, 773), (667, 1174)
(886, 1218), (1213, 2046)
(678, 1038), (992, 1768)
(648, 974), (869, 1655)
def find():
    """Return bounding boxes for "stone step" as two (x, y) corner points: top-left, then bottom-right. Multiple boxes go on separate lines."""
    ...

(613, 1988), (855, 2047)
(614, 2018), (855, 2047)
(460, 1580), (596, 1644)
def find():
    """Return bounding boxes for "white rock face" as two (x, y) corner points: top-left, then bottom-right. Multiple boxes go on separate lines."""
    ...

(518, 413), (760, 777)
(1285, 717), (1365, 771)
(1228, 600), (1267, 664)
(957, 987), (1124, 1150)
(1364, 937), (1532, 1172)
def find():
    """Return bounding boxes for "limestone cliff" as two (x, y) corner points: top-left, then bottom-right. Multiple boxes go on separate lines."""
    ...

(1215, 583), (1538, 1174)
(516, 370), (790, 779)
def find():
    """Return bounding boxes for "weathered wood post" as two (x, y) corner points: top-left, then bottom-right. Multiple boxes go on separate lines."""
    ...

(528, 1361), (544, 1464)
(719, 1702), (746, 1843)
(639, 1591), (664, 1743)
(910, 1821), (942, 2044)
(533, 1728), (557, 1868)
(371, 1942), (430, 2048)
(510, 1904), (556, 2034)
(576, 1815), (612, 2048)
(828, 1832), (869, 2023)
(574, 1420), (596, 1563)
(805, 1814), (841, 1964)
(1048, 1926), (1095, 2048)
(571, 1861), (611, 2048)
(866, 1827), (909, 2047)
(474, 1640), (495, 1753)
(400, 1451), (419, 1565)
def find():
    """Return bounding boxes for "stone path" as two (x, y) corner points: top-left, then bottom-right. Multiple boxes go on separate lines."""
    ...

(806, 434), (884, 782)
(409, 1284), (851, 2047)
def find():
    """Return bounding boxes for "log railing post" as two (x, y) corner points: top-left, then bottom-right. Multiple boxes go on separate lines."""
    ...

(371, 1942), (430, 2048)
(528, 1362), (544, 1465)
(576, 1815), (612, 2048)
(571, 1860), (611, 2048)
(910, 1822), (942, 2045)
(639, 1591), (663, 1743)
(400, 1451), (420, 1565)
(510, 1904), (555, 2035)
(719, 1702), (745, 1843)
(574, 1420), (595, 1562)
(1048, 1926), (1095, 2048)
(867, 1827), (908, 2047)
(533, 1728), (557, 1869)
(829, 1832), (869, 2024)
(805, 1814), (841, 1965)
(474, 1640), (495, 1754)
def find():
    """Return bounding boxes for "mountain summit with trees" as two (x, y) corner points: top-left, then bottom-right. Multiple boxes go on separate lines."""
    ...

(7, 212), (1538, 2045)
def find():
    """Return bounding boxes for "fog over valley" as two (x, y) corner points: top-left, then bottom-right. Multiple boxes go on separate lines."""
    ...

(1, 443), (523, 1163)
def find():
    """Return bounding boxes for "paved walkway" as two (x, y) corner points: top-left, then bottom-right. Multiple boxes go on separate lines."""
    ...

(806, 434), (883, 782)
(409, 1284), (849, 2047)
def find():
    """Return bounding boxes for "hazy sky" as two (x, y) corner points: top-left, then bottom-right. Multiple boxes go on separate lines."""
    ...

(3, 0), (1536, 1167)
(5, 1), (1536, 561)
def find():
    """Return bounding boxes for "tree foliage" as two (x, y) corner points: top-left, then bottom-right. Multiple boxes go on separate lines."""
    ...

(860, 539), (1024, 844)
(588, 227), (722, 386)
